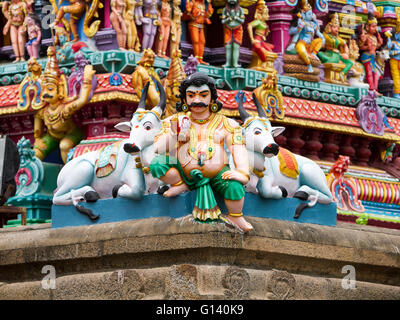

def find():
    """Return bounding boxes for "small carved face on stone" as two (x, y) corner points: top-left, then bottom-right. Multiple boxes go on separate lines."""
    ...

(42, 82), (61, 105)
(366, 23), (378, 35)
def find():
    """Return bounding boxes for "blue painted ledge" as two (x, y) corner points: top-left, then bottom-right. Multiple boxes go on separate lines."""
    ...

(52, 192), (337, 229)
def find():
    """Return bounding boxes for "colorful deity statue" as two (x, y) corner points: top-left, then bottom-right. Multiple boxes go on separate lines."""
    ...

(49, 0), (103, 42)
(387, 16), (400, 99)
(135, 0), (161, 50)
(24, 13), (41, 59)
(110, 0), (128, 50)
(1, 0), (28, 63)
(247, 0), (276, 71)
(357, 13), (383, 92)
(170, 0), (183, 56)
(347, 39), (369, 89)
(18, 58), (44, 111)
(155, 0), (172, 58)
(33, 47), (97, 163)
(131, 49), (161, 107)
(150, 72), (253, 232)
(221, 0), (245, 68)
(185, 0), (214, 65)
(317, 13), (353, 84)
(163, 49), (186, 117)
(286, 0), (325, 73)
(124, 0), (141, 52)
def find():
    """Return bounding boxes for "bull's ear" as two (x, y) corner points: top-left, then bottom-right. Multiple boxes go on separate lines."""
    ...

(115, 121), (132, 132)
(271, 126), (285, 137)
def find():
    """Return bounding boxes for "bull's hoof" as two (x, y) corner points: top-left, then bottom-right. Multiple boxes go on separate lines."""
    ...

(279, 186), (288, 198)
(112, 184), (123, 198)
(293, 191), (309, 201)
(84, 191), (100, 202)
(75, 204), (100, 221)
(157, 185), (170, 195)
(294, 203), (309, 219)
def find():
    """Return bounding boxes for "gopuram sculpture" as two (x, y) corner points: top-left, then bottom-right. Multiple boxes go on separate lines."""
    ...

(156, 0), (172, 58)
(124, 0), (141, 52)
(357, 13), (383, 92)
(185, 0), (214, 65)
(33, 47), (97, 163)
(149, 72), (253, 233)
(318, 13), (353, 85)
(110, 0), (128, 50)
(170, 0), (183, 56)
(221, 0), (245, 68)
(387, 16), (400, 99)
(135, 0), (161, 50)
(284, 0), (324, 81)
(25, 13), (42, 59)
(131, 49), (161, 107)
(247, 0), (276, 72)
(1, 0), (28, 62)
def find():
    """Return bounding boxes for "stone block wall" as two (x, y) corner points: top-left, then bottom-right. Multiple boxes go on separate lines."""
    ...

(0, 216), (399, 299)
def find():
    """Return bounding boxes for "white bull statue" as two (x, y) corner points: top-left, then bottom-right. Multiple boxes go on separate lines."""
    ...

(237, 92), (333, 218)
(52, 81), (166, 220)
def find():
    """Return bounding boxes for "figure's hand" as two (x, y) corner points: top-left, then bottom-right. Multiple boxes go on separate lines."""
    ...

(341, 53), (349, 60)
(141, 17), (151, 25)
(221, 170), (249, 185)
(83, 64), (96, 81)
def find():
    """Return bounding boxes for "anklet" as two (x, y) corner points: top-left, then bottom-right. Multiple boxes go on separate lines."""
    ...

(172, 180), (184, 187)
(228, 212), (243, 217)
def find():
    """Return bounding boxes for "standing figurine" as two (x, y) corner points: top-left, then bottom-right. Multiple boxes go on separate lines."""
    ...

(124, 0), (141, 52)
(150, 72), (253, 233)
(25, 13), (42, 59)
(33, 47), (97, 163)
(170, 0), (183, 56)
(387, 17), (400, 99)
(156, 0), (172, 58)
(221, 0), (245, 68)
(131, 49), (161, 107)
(318, 13), (353, 81)
(185, 0), (214, 65)
(357, 13), (383, 92)
(136, 0), (161, 50)
(2, 0), (28, 63)
(347, 39), (369, 89)
(50, 0), (103, 41)
(247, 0), (275, 69)
(287, 0), (325, 73)
(110, 0), (128, 50)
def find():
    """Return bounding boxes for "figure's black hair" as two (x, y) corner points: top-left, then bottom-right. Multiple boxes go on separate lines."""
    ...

(176, 72), (222, 112)
(28, 13), (41, 28)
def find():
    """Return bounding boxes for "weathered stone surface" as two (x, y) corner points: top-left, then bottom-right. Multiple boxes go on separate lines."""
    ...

(0, 217), (399, 299)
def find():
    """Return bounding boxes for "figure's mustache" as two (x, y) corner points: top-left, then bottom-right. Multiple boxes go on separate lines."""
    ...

(189, 102), (208, 109)
(43, 93), (53, 99)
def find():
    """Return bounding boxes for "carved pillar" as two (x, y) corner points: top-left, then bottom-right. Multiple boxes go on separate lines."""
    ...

(266, 1), (293, 55)
(104, 103), (123, 133)
(321, 132), (339, 162)
(355, 138), (372, 167)
(339, 135), (356, 162)
(303, 130), (323, 160)
(286, 127), (305, 155)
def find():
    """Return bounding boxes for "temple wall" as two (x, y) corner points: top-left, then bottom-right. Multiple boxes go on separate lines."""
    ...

(0, 216), (399, 300)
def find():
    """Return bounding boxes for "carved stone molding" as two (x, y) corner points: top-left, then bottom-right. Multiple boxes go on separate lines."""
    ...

(266, 270), (296, 300)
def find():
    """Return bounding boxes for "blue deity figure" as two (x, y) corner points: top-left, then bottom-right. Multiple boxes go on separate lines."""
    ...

(387, 21), (400, 99)
(286, 0), (325, 73)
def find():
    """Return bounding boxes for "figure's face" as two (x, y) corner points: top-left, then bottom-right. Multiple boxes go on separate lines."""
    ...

(26, 17), (34, 26)
(173, 0), (180, 5)
(331, 24), (339, 35)
(367, 23), (377, 34)
(305, 10), (313, 21)
(42, 83), (60, 105)
(28, 61), (41, 73)
(186, 84), (212, 114)
(228, 0), (237, 5)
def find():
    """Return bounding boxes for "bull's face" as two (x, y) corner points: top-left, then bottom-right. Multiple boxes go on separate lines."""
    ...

(243, 118), (284, 158)
(238, 91), (285, 158)
(115, 80), (166, 155)
(115, 111), (163, 154)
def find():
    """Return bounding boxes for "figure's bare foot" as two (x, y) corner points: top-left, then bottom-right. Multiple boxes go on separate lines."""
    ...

(163, 182), (189, 197)
(224, 215), (253, 233)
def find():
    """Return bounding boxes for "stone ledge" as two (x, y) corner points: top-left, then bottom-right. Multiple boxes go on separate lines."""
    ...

(0, 216), (399, 290)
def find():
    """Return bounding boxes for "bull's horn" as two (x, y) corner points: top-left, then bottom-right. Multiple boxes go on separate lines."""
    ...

(152, 79), (166, 117)
(238, 91), (251, 122)
(137, 82), (150, 111)
(253, 92), (267, 118)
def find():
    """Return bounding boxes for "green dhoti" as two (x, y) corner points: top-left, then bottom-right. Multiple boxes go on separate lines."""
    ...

(149, 155), (245, 221)
(317, 50), (353, 74)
